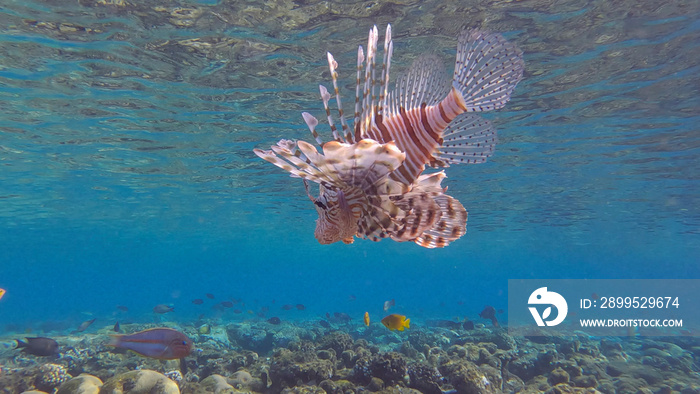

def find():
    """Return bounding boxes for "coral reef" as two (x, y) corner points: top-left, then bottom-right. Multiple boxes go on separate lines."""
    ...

(56, 374), (102, 394)
(199, 374), (235, 393)
(100, 370), (179, 394)
(269, 345), (335, 390)
(36, 363), (72, 392)
(0, 320), (699, 394)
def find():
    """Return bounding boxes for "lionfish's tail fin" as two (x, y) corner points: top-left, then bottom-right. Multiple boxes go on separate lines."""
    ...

(389, 171), (467, 248)
(433, 113), (497, 166)
(453, 30), (524, 112)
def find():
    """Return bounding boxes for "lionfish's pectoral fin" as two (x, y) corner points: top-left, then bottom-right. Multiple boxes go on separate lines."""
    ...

(435, 113), (497, 165)
(413, 193), (467, 248)
(387, 171), (468, 248)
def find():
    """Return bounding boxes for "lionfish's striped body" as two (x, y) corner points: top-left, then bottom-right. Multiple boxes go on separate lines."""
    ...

(255, 25), (524, 248)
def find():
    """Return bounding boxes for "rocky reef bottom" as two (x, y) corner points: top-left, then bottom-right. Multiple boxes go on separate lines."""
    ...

(1, 319), (699, 393)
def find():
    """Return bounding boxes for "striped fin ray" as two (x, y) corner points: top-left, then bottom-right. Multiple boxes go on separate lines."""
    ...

(353, 45), (365, 141)
(256, 138), (408, 197)
(377, 24), (393, 118)
(318, 140), (408, 196)
(325, 53), (352, 143)
(318, 85), (342, 143)
(388, 190), (443, 242)
(433, 113), (497, 166)
(390, 54), (450, 115)
(254, 141), (334, 187)
(360, 25), (379, 138)
(356, 195), (404, 242)
(453, 30), (524, 112)
(389, 171), (467, 248)
(302, 112), (324, 146)
(413, 193), (467, 248)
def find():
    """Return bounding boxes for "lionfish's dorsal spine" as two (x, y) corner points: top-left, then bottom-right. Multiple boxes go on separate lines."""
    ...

(361, 26), (379, 138)
(326, 53), (352, 143)
(318, 85), (341, 143)
(377, 24), (392, 119)
(301, 112), (323, 146)
(312, 25), (393, 146)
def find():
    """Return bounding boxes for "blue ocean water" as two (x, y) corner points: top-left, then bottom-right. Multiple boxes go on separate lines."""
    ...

(0, 0), (698, 350)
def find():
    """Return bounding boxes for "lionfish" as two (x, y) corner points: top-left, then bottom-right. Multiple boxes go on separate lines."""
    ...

(254, 25), (523, 248)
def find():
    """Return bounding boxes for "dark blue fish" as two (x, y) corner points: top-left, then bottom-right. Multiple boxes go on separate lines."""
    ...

(16, 337), (59, 356)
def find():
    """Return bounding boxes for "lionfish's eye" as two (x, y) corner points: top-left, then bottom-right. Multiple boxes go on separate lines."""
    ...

(314, 200), (326, 209)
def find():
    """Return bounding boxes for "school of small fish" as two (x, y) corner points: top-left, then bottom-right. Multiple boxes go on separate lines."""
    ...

(255, 25), (524, 248)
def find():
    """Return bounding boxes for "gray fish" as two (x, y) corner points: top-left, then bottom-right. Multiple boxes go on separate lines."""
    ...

(16, 337), (59, 356)
(426, 319), (461, 330)
(153, 304), (174, 314)
(73, 318), (96, 333)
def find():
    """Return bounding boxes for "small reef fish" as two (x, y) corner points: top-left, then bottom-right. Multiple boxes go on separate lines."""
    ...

(282, 304), (294, 310)
(463, 320), (475, 330)
(364, 312), (370, 326)
(331, 312), (352, 324)
(0, 288), (6, 301)
(254, 25), (523, 248)
(153, 304), (174, 314)
(73, 318), (96, 333)
(192, 299), (204, 305)
(16, 337), (59, 356)
(383, 299), (395, 312)
(319, 320), (330, 328)
(206, 293), (215, 299)
(348, 294), (356, 301)
(233, 309), (242, 314)
(479, 305), (499, 327)
(116, 305), (129, 312)
(381, 314), (410, 331)
(113, 322), (120, 333)
(426, 319), (461, 330)
(267, 317), (281, 325)
(108, 328), (192, 360)
(221, 301), (234, 308)
(296, 304), (306, 310)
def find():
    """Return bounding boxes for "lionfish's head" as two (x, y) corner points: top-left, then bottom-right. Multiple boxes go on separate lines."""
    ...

(304, 181), (357, 245)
